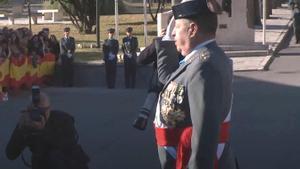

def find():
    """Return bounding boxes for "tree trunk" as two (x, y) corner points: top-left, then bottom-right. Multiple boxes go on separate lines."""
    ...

(54, 0), (96, 34)
(148, 0), (164, 23)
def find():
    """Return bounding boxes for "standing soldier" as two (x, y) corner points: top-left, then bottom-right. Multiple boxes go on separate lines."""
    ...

(60, 27), (76, 87)
(103, 28), (119, 89)
(154, 0), (237, 169)
(289, 0), (300, 43)
(122, 27), (138, 89)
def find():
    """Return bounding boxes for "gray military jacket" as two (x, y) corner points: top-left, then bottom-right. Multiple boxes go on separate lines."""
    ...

(155, 40), (236, 169)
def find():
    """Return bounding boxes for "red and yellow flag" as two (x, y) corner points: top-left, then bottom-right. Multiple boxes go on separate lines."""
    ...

(0, 57), (10, 88)
(9, 55), (28, 89)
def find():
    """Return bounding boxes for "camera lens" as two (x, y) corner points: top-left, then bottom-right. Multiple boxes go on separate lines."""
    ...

(31, 86), (40, 106)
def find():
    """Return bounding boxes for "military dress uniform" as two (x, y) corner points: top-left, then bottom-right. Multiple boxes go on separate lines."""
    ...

(103, 36), (119, 88)
(290, 0), (300, 43)
(60, 31), (75, 87)
(122, 34), (138, 88)
(154, 1), (236, 169)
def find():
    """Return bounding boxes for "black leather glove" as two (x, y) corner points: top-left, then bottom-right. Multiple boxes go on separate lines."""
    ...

(132, 108), (150, 131)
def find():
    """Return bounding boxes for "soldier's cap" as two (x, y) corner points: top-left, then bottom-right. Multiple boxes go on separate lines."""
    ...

(107, 28), (115, 33)
(172, 0), (213, 20)
(64, 27), (70, 32)
(42, 28), (49, 32)
(126, 27), (133, 33)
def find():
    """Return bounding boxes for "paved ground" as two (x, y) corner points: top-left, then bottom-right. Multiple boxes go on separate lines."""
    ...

(232, 34), (300, 169)
(231, 5), (293, 71)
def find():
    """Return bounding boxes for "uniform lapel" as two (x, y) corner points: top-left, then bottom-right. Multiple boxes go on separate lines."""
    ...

(63, 38), (68, 48)
(162, 56), (192, 91)
(161, 46), (210, 91)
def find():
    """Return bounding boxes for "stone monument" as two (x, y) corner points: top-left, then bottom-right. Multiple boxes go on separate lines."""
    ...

(157, 0), (259, 46)
(216, 0), (255, 45)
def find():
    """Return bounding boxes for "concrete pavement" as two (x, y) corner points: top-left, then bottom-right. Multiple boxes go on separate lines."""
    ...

(229, 3), (294, 71)
(230, 31), (300, 169)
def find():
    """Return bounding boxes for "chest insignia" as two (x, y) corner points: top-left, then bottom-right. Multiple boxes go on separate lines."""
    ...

(160, 81), (185, 127)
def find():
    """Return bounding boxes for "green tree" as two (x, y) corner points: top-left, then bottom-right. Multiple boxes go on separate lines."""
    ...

(49, 0), (167, 33)
(147, 0), (166, 22)
(0, 0), (8, 3)
(50, 0), (97, 34)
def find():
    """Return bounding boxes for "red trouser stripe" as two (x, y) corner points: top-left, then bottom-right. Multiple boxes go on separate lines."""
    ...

(155, 127), (182, 146)
(155, 122), (230, 169)
(176, 127), (192, 169)
(214, 156), (219, 169)
(219, 122), (230, 143)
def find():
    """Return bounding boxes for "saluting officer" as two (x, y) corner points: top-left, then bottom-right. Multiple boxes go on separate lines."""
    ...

(154, 1), (237, 169)
(60, 27), (76, 87)
(122, 27), (138, 89)
(103, 28), (119, 89)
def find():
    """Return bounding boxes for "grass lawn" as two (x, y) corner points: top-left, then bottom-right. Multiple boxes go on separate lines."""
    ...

(75, 48), (102, 62)
(3, 14), (158, 62)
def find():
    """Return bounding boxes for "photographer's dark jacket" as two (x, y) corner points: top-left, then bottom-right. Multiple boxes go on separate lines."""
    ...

(6, 110), (89, 169)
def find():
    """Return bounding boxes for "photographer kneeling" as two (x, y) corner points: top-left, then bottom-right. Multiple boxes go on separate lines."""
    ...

(6, 89), (89, 169)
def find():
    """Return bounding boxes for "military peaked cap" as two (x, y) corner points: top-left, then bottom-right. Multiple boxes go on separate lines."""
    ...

(107, 28), (115, 33)
(126, 27), (133, 33)
(42, 28), (49, 32)
(172, 0), (213, 20)
(64, 27), (70, 32)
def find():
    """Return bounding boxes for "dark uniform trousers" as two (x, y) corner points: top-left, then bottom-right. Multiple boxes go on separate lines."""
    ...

(103, 38), (119, 88)
(155, 40), (237, 169)
(105, 60), (117, 88)
(60, 37), (75, 87)
(61, 55), (74, 87)
(122, 36), (138, 88)
(124, 56), (137, 88)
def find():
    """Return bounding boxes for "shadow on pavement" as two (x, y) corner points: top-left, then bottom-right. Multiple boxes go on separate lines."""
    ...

(232, 75), (300, 169)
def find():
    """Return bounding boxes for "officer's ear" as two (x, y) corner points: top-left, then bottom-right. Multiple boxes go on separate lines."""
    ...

(188, 22), (198, 38)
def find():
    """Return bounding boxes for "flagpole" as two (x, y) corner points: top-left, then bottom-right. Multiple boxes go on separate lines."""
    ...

(115, 0), (119, 39)
(143, 0), (148, 46)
